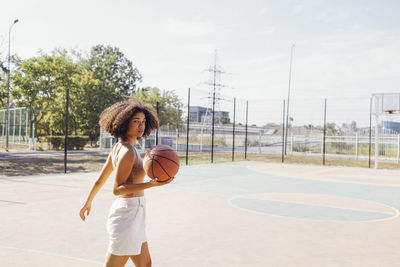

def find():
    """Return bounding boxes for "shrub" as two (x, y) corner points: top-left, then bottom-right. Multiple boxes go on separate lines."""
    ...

(44, 136), (89, 150)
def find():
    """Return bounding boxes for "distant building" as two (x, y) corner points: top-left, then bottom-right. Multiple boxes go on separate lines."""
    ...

(341, 121), (357, 133)
(189, 106), (230, 123)
(382, 121), (400, 133)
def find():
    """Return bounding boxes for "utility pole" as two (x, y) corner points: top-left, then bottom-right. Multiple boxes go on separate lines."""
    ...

(285, 44), (295, 155)
(5, 19), (19, 152)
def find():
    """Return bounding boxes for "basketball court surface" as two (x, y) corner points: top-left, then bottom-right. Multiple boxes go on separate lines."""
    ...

(1, 161), (400, 266)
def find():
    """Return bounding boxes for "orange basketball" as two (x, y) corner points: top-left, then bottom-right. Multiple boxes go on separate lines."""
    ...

(143, 145), (180, 182)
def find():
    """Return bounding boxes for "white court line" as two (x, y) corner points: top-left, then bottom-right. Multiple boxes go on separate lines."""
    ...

(0, 245), (103, 265)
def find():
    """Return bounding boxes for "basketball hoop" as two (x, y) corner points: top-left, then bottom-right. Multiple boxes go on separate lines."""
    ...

(384, 109), (397, 114)
(372, 93), (400, 169)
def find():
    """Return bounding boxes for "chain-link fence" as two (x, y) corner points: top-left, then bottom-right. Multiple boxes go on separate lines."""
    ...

(6, 89), (400, 168)
(96, 89), (400, 168)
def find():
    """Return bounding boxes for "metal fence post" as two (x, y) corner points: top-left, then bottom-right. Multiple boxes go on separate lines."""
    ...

(156, 102), (159, 146)
(25, 109), (28, 144)
(64, 87), (69, 174)
(397, 134), (399, 164)
(245, 100), (248, 159)
(323, 98), (327, 165)
(1, 110), (5, 139)
(175, 128), (179, 151)
(12, 107), (16, 143)
(185, 88), (190, 165)
(282, 100), (285, 163)
(290, 133), (293, 155)
(355, 133), (359, 160)
(19, 108), (22, 144)
(232, 98), (236, 161)
(369, 97), (372, 168)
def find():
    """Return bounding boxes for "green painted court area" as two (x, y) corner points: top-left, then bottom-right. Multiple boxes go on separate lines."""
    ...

(230, 197), (396, 222)
(1, 161), (400, 266)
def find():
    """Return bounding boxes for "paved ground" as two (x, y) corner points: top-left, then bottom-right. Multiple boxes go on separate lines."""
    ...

(1, 161), (400, 266)
(0, 150), (110, 159)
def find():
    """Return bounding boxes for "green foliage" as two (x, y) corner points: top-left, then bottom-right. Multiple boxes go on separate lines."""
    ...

(45, 136), (63, 150)
(45, 136), (89, 150)
(326, 123), (344, 136)
(0, 60), (6, 107)
(78, 45), (142, 141)
(10, 50), (81, 137)
(326, 142), (354, 155)
(85, 45), (141, 98)
(8, 45), (143, 142)
(134, 87), (184, 127)
(215, 115), (231, 124)
(2, 44), (182, 149)
(292, 143), (311, 152)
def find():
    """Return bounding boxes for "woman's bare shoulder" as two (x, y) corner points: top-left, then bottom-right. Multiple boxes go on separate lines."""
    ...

(115, 143), (136, 162)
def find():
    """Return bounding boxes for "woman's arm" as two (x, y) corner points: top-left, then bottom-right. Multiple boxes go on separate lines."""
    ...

(113, 178), (173, 196)
(79, 152), (114, 221)
(113, 149), (172, 196)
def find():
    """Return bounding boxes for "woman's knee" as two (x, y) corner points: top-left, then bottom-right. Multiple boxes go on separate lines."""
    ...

(130, 255), (151, 267)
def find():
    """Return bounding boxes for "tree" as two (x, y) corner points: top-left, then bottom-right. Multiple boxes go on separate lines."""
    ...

(215, 115), (231, 124)
(80, 45), (142, 142)
(11, 50), (80, 137)
(85, 45), (141, 99)
(41, 50), (81, 136)
(8, 45), (144, 145)
(12, 54), (54, 137)
(0, 56), (7, 107)
(72, 69), (103, 143)
(134, 87), (184, 127)
(326, 122), (343, 136)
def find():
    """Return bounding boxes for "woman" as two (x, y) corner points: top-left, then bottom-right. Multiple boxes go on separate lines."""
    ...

(80, 99), (173, 267)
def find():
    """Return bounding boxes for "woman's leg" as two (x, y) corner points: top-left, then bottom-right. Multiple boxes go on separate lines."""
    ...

(104, 253), (129, 267)
(130, 242), (152, 267)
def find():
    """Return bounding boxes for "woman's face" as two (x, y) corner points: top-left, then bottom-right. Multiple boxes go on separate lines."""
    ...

(127, 112), (146, 138)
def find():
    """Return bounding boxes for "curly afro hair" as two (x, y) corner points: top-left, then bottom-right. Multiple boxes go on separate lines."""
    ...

(99, 98), (159, 140)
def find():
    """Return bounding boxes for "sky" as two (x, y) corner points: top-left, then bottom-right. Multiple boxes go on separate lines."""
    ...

(1, 0), (400, 127)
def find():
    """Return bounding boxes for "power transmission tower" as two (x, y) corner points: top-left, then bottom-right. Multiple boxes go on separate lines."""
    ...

(202, 50), (228, 125)
(200, 50), (229, 162)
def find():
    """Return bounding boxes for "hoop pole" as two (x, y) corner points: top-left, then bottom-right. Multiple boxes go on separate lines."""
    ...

(397, 134), (400, 164)
(374, 97), (379, 169)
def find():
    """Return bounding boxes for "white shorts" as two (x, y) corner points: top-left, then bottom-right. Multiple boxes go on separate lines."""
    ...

(107, 196), (147, 256)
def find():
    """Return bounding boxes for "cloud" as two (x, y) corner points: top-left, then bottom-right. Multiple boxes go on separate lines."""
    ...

(315, 10), (348, 23)
(163, 17), (234, 36)
(231, 54), (286, 67)
(260, 26), (276, 36)
(258, 8), (268, 16)
(292, 4), (304, 15)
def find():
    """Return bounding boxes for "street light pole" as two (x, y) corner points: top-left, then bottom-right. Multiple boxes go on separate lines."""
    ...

(285, 44), (295, 155)
(5, 19), (19, 152)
